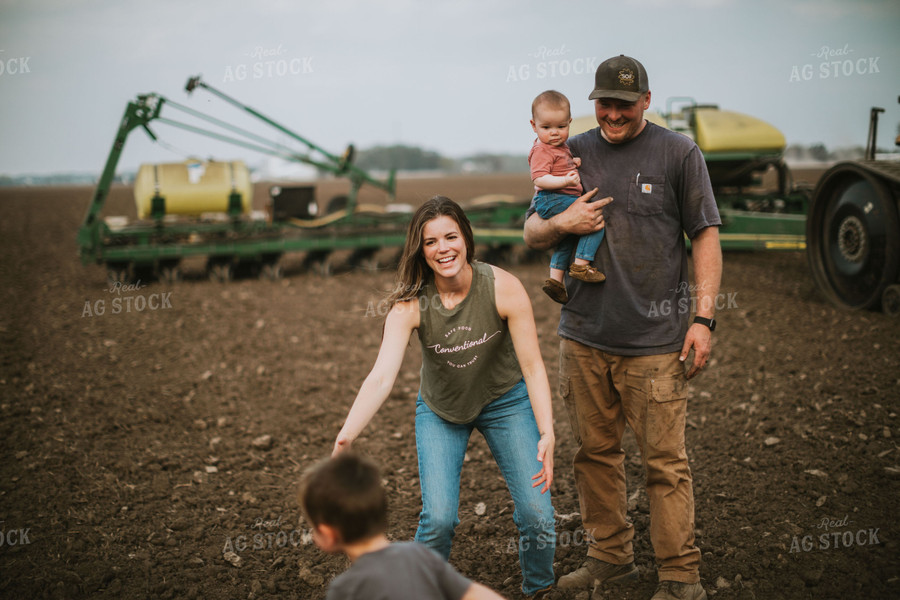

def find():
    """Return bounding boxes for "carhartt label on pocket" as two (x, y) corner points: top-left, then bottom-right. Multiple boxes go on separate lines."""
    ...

(627, 174), (665, 216)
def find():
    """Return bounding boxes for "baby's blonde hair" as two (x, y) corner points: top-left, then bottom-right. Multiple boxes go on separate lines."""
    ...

(532, 90), (571, 119)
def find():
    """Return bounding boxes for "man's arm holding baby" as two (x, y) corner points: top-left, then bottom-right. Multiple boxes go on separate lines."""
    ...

(523, 188), (611, 250)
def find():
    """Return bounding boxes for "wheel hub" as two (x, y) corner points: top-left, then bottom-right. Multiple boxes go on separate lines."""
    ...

(837, 215), (867, 263)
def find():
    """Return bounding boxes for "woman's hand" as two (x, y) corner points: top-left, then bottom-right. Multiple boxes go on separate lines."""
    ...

(531, 432), (555, 494)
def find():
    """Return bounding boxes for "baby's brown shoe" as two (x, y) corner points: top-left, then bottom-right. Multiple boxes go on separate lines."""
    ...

(541, 278), (568, 303)
(569, 263), (606, 283)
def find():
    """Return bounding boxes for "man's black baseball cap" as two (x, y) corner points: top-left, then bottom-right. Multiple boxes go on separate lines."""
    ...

(588, 55), (649, 102)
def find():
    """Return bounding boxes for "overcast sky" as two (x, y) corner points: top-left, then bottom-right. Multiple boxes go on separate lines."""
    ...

(1, 0), (898, 176)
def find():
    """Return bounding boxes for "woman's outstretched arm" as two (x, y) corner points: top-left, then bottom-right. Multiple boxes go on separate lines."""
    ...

(332, 300), (419, 456)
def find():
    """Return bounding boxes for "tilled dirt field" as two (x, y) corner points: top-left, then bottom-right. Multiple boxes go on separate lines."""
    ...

(0, 174), (898, 599)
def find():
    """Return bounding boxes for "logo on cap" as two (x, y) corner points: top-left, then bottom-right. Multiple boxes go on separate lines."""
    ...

(618, 68), (635, 87)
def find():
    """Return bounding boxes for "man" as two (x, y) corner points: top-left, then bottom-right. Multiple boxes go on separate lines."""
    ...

(523, 55), (722, 600)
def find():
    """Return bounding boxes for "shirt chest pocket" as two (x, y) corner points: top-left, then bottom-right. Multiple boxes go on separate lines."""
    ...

(626, 174), (666, 216)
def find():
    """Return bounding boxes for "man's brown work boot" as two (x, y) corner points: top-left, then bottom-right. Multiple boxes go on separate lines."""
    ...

(556, 557), (637, 591)
(650, 581), (707, 600)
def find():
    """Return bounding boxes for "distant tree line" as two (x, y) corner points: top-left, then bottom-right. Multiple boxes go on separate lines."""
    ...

(782, 144), (868, 162)
(9, 138), (898, 187)
(352, 145), (451, 171)
(350, 144), (528, 174)
(0, 172), (109, 186)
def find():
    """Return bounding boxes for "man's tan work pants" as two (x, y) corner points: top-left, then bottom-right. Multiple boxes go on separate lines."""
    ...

(559, 339), (701, 584)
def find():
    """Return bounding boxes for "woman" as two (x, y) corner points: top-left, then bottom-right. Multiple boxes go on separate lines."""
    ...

(332, 196), (556, 598)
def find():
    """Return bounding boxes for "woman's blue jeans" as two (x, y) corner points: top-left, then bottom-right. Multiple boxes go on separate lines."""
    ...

(414, 378), (556, 595)
(533, 190), (605, 271)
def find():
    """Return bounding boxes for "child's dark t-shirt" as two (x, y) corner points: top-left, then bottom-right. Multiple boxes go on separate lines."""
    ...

(325, 541), (472, 600)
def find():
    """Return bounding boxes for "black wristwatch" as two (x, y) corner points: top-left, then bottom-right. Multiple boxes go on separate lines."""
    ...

(693, 316), (716, 331)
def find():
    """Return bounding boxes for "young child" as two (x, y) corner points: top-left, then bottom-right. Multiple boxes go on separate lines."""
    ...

(299, 452), (508, 600)
(529, 89), (606, 304)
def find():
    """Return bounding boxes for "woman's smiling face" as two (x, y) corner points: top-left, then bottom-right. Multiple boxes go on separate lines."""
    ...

(421, 215), (467, 279)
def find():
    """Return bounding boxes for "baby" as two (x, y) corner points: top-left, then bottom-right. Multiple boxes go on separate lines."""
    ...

(528, 90), (606, 304)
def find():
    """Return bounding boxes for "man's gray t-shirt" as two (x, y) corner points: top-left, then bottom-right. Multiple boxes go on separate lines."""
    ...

(325, 542), (472, 600)
(542, 122), (720, 355)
